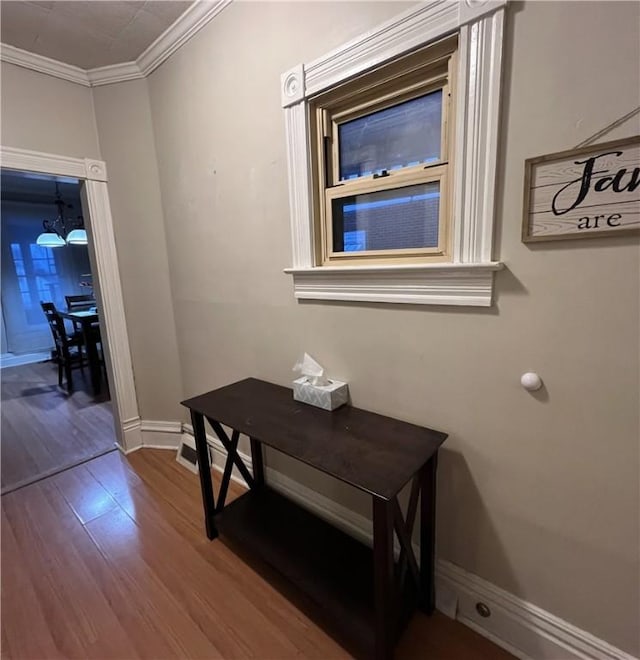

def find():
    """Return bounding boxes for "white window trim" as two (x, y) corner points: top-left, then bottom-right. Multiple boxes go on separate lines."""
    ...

(281, 0), (507, 306)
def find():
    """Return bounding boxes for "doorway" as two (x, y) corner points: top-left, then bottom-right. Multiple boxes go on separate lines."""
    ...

(0, 145), (143, 477)
(1, 170), (116, 493)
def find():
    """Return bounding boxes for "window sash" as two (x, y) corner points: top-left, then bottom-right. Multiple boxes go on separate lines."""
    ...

(323, 165), (449, 263)
(329, 82), (449, 185)
(310, 38), (457, 266)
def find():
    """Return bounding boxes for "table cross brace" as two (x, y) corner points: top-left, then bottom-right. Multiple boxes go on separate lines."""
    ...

(206, 417), (255, 493)
(215, 429), (240, 512)
(395, 475), (421, 589)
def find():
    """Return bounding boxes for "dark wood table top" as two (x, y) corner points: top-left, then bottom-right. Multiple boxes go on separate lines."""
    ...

(59, 310), (98, 324)
(182, 378), (447, 501)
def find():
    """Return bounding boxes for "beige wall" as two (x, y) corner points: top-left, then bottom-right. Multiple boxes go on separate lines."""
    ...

(0, 62), (100, 158)
(2, 0), (637, 654)
(147, 1), (640, 654)
(92, 79), (183, 421)
(0, 63), (183, 421)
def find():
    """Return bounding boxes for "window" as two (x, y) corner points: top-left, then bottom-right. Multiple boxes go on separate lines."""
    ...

(1, 209), (92, 354)
(10, 242), (61, 325)
(310, 37), (457, 266)
(281, 1), (506, 306)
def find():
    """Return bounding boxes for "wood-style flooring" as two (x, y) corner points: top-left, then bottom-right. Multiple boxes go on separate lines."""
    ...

(1, 360), (115, 494)
(1, 448), (515, 659)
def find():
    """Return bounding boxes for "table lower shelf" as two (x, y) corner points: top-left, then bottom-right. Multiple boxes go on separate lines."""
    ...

(216, 486), (383, 654)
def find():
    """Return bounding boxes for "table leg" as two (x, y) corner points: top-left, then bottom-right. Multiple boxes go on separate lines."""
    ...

(190, 411), (218, 540)
(250, 437), (264, 488)
(373, 496), (395, 660)
(419, 451), (438, 613)
(82, 323), (101, 395)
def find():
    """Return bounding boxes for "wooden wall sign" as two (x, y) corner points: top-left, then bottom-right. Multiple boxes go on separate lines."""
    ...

(522, 136), (640, 242)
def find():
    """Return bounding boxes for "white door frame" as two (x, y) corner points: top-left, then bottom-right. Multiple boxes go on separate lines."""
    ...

(0, 145), (142, 452)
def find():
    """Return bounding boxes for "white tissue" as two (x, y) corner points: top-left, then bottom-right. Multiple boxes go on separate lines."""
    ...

(292, 353), (330, 387)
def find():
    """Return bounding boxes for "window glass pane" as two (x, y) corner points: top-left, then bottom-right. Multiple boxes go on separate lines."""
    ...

(332, 182), (440, 253)
(30, 244), (49, 260)
(30, 244), (57, 274)
(338, 90), (442, 181)
(10, 244), (22, 261)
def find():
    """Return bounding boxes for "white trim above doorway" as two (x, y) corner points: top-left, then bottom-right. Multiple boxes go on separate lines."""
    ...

(0, 145), (142, 452)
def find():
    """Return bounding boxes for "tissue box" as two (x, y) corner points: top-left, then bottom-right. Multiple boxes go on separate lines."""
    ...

(292, 377), (349, 411)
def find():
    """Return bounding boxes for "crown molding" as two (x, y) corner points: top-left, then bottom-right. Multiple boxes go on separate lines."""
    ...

(87, 61), (145, 86)
(0, 0), (232, 88)
(136, 0), (233, 77)
(0, 43), (90, 86)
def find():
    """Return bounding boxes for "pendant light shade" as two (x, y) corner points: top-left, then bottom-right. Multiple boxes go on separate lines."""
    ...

(35, 183), (87, 248)
(36, 231), (66, 248)
(66, 228), (88, 245)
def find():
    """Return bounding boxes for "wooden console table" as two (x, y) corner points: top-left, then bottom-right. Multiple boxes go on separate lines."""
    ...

(182, 378), (447, 660)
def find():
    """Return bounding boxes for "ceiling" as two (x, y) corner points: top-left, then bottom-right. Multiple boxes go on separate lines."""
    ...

(0, 1), (194, 69)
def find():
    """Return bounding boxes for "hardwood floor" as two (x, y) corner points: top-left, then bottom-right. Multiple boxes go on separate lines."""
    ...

(1, 448), (514, 659)
(1, 360), (115, 494)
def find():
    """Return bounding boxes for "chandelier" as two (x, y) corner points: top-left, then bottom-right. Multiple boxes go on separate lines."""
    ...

(35, 183), (88, 248)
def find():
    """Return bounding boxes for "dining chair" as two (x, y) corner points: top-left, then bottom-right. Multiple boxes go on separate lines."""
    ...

(63, 301), (107, 393)
(65, 294), (96, 312)
(40, 302), (86, 392)
(65, 294), (99, 338)
(81, 318), (107, 393)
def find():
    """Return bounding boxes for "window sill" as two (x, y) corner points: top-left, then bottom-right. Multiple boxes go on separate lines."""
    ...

(284, 262), (503, 306)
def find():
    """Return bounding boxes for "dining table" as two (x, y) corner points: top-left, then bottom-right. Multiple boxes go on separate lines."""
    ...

(58, 309), (103, 395)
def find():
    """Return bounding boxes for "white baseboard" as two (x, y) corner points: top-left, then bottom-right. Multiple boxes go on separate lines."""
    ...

(0, 351), (51, 369)
(120, 417), (143, 453)
(140, 420), (183, 449)
(436, 561), (636, 660)
(177, 424), (635, 660)
(120, 419), (181, 454)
